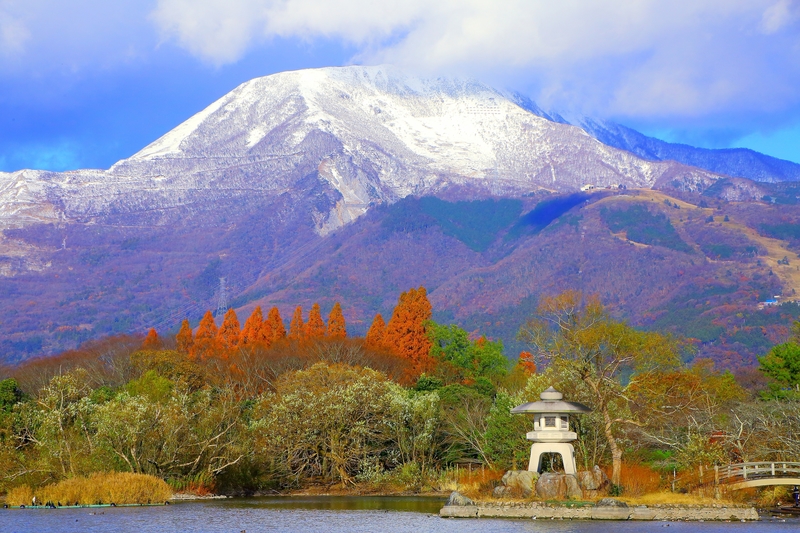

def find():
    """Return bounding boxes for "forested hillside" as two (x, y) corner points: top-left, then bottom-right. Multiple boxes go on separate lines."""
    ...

(3, 187), (800, 374)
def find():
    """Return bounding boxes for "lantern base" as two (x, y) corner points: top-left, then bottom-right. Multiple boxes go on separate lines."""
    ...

(528, 442), (578, 475)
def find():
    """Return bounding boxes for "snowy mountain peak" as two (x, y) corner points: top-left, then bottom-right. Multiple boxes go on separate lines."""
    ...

(4, 65), (726, 239)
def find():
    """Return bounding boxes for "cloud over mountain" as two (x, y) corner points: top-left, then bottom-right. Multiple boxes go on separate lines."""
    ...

(151, 0), (800, 124)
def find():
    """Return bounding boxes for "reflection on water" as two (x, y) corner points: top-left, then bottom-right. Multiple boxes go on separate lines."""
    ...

(2, 496), (798, 533)
(223, 495), (446, 513)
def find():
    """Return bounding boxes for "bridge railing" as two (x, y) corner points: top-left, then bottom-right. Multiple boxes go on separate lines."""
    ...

(715, 462), (800, 485)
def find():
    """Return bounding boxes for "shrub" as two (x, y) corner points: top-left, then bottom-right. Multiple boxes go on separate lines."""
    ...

(6, 472), (171, 506)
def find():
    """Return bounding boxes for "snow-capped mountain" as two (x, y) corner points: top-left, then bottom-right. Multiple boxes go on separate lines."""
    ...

(1, 66), (723, 237)
(573, 119), (800, 183)
(4, 65), (800, 362)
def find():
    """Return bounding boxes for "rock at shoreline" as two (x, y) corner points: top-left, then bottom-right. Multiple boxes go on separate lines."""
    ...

(493, 470), (538, 498)
(446, 491), (475, 506)
(595, 497), (628, 508)
(535, 473), (582, 500)
(577, 466), (610, 491)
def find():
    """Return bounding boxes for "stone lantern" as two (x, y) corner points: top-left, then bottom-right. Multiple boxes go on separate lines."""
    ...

(511, 386), (591, 475)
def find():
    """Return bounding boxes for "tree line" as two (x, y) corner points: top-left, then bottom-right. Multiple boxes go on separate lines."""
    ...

(1, 288), (798, 498)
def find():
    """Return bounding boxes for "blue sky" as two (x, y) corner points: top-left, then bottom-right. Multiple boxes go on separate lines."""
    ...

(1, 0), (799, 172)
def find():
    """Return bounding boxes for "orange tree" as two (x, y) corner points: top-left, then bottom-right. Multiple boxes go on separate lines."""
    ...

(384, 287), (434, 382)
(518, 290), (682, 486)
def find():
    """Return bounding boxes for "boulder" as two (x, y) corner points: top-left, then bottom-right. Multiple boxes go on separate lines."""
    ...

(577, 465), (610, 495)
(535, 472), (583, 500)
(564, 474), (583, 499)
(595, 497), (628, 508)
(495, 470), (538, 498)
(445, 491), (474, 506)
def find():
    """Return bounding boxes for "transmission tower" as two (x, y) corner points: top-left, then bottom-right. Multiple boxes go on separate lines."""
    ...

(214, 277), (229, 318)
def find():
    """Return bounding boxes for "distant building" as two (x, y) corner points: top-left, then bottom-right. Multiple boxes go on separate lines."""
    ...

(757, 298), (779, 310)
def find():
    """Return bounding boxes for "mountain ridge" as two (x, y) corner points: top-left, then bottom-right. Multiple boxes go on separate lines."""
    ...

(1, 65), (799, 363)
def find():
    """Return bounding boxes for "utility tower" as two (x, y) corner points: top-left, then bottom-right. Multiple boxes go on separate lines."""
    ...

(215, 277), (229, 318)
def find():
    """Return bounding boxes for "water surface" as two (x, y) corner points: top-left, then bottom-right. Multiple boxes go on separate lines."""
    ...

(2, 496), (797, 533)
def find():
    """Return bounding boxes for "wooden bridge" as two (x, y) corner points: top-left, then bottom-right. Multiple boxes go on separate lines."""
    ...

(714, 462), (800, 490)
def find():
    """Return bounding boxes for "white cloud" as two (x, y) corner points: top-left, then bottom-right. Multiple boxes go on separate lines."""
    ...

(760, 0), (799, 33)
(0, 0), (154, 74)
(150, 0), (425, 65)
(151, 0), (800, 123)
(0, 10), (30, 56)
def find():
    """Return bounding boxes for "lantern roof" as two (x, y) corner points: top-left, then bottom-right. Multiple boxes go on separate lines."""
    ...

(511, 386), (592, 414)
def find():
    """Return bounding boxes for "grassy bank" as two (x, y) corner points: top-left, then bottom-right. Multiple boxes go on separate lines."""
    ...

(6, 472), (172, 506)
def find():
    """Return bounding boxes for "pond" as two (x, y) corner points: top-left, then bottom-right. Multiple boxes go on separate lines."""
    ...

(2, 496), (798, 533)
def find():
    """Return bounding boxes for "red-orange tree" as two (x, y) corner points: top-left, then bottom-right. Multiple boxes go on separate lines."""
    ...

(141, 328), (162, 350)
(365, 314), (386, 348)
(241, 306), (268, 347)
(266, 307), (286, 343)
(385, 287), (434, 381)
(305, 303), (326, 339)
(177, 320), (193, 354)
(326, 302), (346, 339)
(218, 309), (241, 354)
(289, 306), (305, 340)
(192, 311), (220, 360)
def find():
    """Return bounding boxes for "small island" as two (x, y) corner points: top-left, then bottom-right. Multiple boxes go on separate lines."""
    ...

(440, 386), (767, 521)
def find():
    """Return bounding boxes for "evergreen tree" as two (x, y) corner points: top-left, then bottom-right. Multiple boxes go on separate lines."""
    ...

(758, 341), (800, 397)
(289, 306), (305, 340)
(176, 319), (194, 354)
(192, 310), (220, 360)
(218, 308), (241, 352)
(267, 306), (286, 342)
(305, 303), (326, 338)
(142, 328), (162, 350)
(365, 313), (386, 347)
(385, 287), (434, 380)
(326, 302), (347, 338)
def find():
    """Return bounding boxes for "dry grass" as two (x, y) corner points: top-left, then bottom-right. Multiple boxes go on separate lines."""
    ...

(600, 463), (663, 497)
(621, 491), (738, 506)
(436, 467), (503, 499)
(6, 472), (172, 506)
(626, 464), (662, 496)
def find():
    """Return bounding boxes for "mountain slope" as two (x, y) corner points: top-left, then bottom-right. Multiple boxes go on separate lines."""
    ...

(0, 65), (794, 362)
(575, 119), (800, 183)
(507, 94), (800, 183)
(233, 190), (797, 372)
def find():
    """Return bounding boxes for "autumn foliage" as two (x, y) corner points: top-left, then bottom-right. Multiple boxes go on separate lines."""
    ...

(305, 303), (326, 338)
(517, 351), (536, 374)
(141, 328), (162, 350)
(176, 319), (193, 354)
(266, 307), (286, 342)
(217, 309), (241, 353)
(365, 313), (386, 347)
(145, 291), (436, 389)
(384, 286), (434, 381)
(192, 311), (219, 360)
(4, 287), (773, 501)
(289, 306), (305, 340)
(326, 302), (347, 339)
(240, 306), (267, 347)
